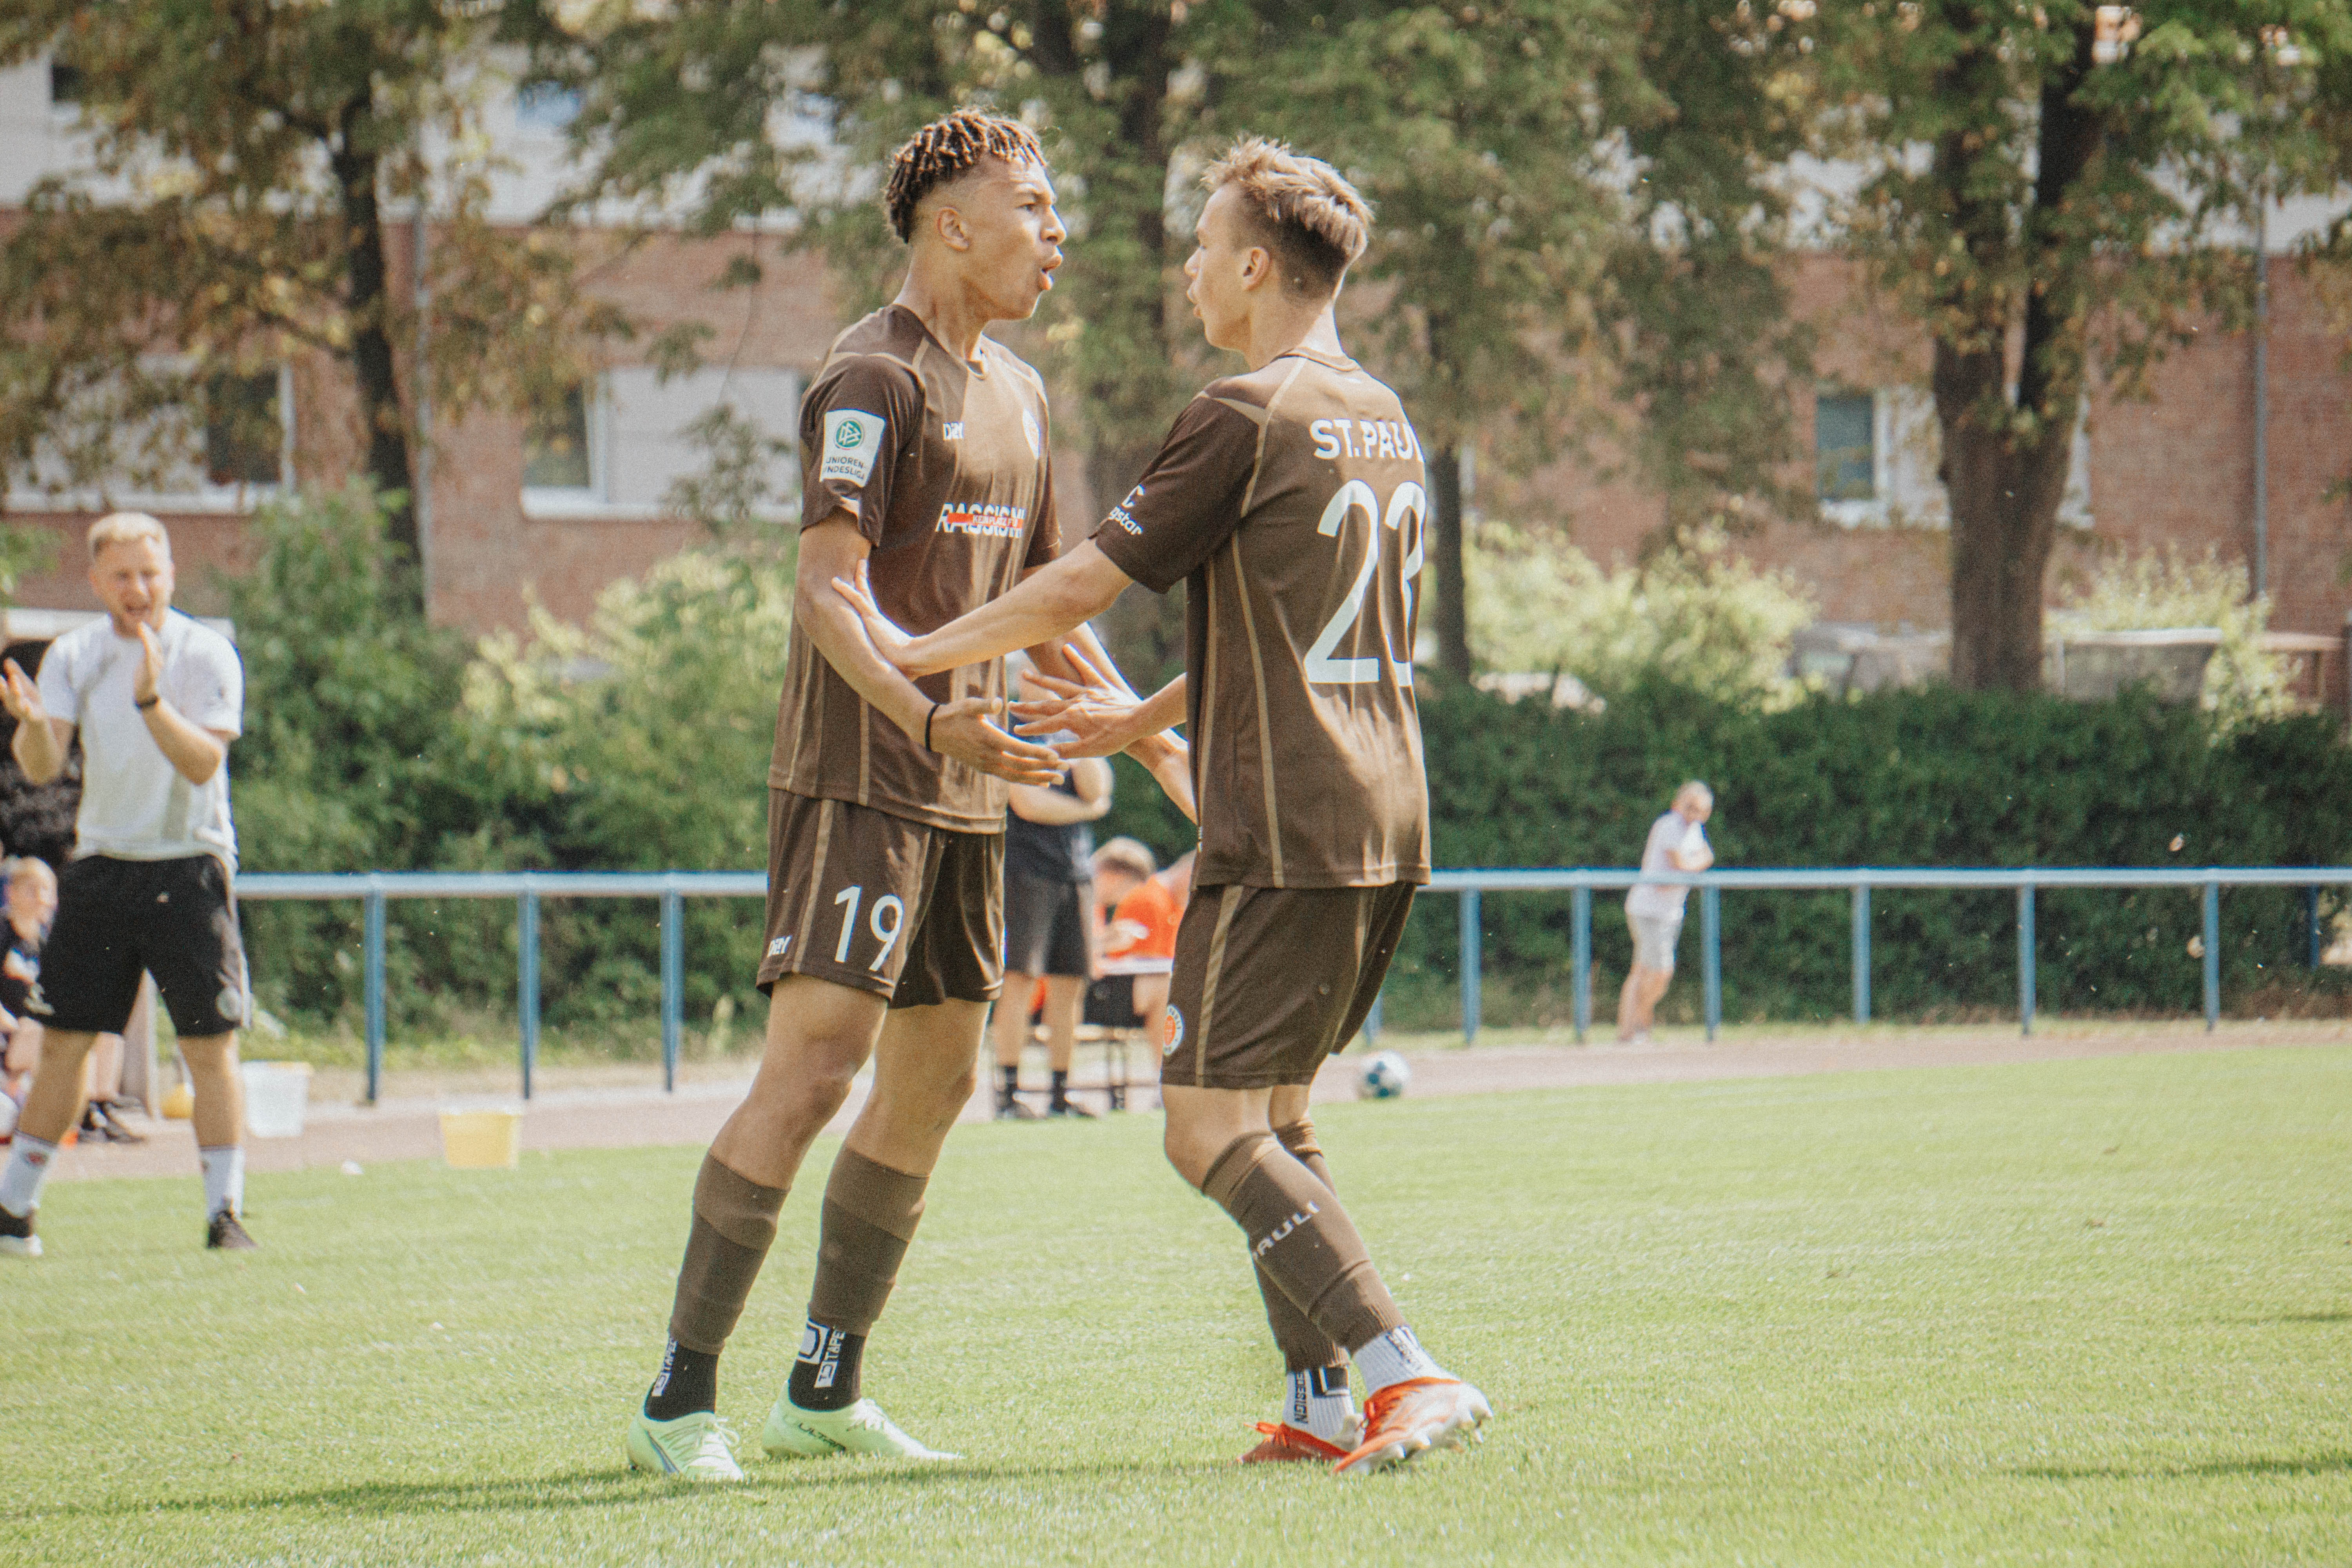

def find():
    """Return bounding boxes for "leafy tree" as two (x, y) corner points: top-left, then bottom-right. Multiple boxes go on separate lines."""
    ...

(0, 1), (626, 588)
(539, 0), (1814, 681)
(1810, 0), (2352, 689)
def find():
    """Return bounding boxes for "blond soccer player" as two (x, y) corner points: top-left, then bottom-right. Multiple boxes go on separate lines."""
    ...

(841, 137), (1492, 1476)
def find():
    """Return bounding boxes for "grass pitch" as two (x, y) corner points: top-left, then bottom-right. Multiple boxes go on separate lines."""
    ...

(7, 1046), (2350, 1565)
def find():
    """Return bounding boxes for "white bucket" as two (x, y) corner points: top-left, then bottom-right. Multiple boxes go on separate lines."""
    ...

(239, 1061), (314, 1139)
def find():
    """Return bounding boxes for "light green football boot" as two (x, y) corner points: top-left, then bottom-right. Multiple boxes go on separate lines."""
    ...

(626, 1409), (746, 1481)
(761, 1394), (960, 1461)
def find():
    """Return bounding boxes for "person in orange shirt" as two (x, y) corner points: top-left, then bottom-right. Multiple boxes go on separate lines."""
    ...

(1093, 843), (1191, 1031)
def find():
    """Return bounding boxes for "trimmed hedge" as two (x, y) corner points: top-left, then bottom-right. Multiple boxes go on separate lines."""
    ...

(1102, 679), (2352, 1025)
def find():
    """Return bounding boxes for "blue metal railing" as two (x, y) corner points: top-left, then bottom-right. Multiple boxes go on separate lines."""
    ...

(238, 864), (2349, 1102)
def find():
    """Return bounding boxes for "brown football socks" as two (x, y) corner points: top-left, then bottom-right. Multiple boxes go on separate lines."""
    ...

(1257, 1119), (1348, 1374)
(1201, 1131), (1406, 1356)
(667, 1153), (790, 1355)
(789, 1146), (930, 1412)
(650, 1152), (789, 1419)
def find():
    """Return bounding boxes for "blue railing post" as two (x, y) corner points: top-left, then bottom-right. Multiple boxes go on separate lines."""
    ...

(1459, 887), (1482, 1045)
(660, 886), (683, 1094)
(1851, 884), (1871, 1025)
(2017, 884), (2036, 1036)
(1572, 886), (1592, 1044)
(363, 886), (386, 1105)
(1702, 884), (1722, 1041)
(2203, 879), (2221, 1031)
(2306, 886), (2322, 971)
(518, 888), (541, 1101)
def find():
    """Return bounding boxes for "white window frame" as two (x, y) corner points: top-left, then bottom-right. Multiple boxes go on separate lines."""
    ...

(520, 374), (615, 517)
(1819, 385), (2091, 532)
(5, 361), (295, 515)
(521, 366), (803, 523)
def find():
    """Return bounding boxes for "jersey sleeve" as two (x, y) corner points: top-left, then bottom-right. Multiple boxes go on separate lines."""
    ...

(180, 635), (243, 737)
(33, 639), (77, 727)
(797, 354), (925, 544)
(1092, 396), (1261, 593)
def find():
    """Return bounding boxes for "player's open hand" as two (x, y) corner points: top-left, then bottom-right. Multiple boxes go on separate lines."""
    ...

(1011, 647), (1147, 758)
(0, 659), (44, 725)
(132, 623), (164, 707)
(832, 561), (918, 670)
(928, 696), (1066, 786)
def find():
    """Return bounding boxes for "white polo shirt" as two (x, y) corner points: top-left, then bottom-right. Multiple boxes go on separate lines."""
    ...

(36, 610), (243, 869)
(1626, 810), (1706, 921)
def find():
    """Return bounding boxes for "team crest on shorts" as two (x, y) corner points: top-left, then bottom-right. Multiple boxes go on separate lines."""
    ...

(1162, 1004), (1185, 1058)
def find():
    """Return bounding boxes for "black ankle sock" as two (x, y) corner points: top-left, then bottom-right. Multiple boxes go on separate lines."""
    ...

(1049, 1068), (1070, 1104)
(644, 1338), (719, 1421)
(997, 1064), (1020, 1099)
(788, 1319), (865, 1412)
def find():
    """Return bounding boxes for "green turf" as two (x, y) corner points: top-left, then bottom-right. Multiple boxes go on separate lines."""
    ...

(8, 1047), (2351, 1565)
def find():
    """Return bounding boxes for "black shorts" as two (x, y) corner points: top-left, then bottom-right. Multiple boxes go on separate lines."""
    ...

(1002, 872), (1091, 980)
(33, 855), (251, 1038)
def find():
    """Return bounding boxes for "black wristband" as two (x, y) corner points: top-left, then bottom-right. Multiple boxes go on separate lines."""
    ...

(134, 694), (161, 711)
(923, 701), (940, 753)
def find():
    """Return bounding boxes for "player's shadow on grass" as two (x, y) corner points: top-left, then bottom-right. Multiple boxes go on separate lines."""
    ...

(2016, 1452), (2352, 1482)
(12, 1457), (1238, 1524)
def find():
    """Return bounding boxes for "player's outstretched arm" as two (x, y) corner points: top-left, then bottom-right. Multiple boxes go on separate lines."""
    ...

(799, 516), (1065, 786)
(836, 539), (1132, 679)
(1013, 659), (1187, 759)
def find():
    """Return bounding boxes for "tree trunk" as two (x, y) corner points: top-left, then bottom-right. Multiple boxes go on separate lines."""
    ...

(1426, 440), (1472, 682)
(1935, 23), (2103, 691)
(330, 98), (422, 601)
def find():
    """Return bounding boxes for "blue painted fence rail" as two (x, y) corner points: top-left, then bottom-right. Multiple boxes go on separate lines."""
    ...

(238, 865), (2350, 1103)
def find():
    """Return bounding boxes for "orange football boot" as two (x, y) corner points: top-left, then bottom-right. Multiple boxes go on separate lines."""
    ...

(1332, 1378), (1492, 1475)
(1240, 1421), (1351, 1464)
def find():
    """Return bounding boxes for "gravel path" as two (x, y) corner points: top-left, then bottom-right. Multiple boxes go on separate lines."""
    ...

(44, 1017), (2350, 1185)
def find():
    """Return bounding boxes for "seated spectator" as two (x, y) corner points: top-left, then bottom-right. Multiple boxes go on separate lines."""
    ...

(0, 858), (54, 1140)
(0, 857), (139, 1145)
(1089, 847), (1192, 1035)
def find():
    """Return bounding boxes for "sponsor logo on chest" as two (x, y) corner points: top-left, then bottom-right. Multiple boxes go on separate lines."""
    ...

(936, 501), (1030, 539)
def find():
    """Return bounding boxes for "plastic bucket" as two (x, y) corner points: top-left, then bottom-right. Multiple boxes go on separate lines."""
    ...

(439, 1110), (521, 1169)
(239, 1061), (313, 1139)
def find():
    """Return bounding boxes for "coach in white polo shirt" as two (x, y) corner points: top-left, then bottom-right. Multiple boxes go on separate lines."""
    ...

(0, 512), (254, 1258)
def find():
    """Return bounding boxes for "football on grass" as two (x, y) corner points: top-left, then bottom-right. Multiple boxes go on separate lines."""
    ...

(1356, 1050), (1412, 1100)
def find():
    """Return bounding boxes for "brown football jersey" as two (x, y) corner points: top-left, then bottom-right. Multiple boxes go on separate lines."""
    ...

(1094, 348), (1431, 889)
(770, 305), (1061, 833)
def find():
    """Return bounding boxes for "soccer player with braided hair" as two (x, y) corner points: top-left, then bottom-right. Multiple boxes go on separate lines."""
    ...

(840, 135), (1492, 1475)
(626, 107), (1191, 1481)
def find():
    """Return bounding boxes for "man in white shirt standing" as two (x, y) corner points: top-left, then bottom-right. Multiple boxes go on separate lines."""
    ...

(0, 512), (253, 1257)
(1617, 781), (1714, 1045)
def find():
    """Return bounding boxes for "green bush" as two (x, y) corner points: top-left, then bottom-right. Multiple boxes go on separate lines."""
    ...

(1385, 677), (2352, 1027)
(229, 489), (2351, 1042)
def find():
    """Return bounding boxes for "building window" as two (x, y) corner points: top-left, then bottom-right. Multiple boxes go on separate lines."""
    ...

(203, 372), (287, 488)
(515, 83), (582, 134)
(524, 382), (599, 494)
(48, 59), (82, 109)
(1815, 391), (1877, 502)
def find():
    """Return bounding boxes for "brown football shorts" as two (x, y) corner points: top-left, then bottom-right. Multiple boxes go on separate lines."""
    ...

(757, 790), (1005, 1008)
(1161, 882), (1417, 1090)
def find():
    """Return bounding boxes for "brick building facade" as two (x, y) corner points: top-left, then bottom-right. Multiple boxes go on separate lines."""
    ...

(3, 55), (2346, 706)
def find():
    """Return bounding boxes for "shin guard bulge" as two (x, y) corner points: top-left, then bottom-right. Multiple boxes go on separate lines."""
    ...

(1254, 1120), (1347, 1373)
(668, 1153), (789, 1355)
(1203, 1132), (1405, 1358)
(807, 1147), (930, 1336)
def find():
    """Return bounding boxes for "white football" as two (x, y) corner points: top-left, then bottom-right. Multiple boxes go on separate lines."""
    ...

(1356, 1049), (1412, 1100)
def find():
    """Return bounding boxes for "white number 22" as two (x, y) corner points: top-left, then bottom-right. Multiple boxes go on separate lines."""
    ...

(1301, 479), (1425, 684)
